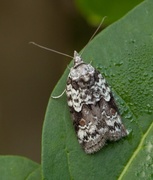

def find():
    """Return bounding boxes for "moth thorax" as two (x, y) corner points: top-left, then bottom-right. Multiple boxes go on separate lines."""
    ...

(70, 64), (95, 81)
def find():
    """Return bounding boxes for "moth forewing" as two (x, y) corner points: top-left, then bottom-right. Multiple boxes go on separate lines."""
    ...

(66, 52), (128, 154)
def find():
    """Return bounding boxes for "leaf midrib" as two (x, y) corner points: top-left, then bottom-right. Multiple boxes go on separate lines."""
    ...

(118, 119), (153, 179)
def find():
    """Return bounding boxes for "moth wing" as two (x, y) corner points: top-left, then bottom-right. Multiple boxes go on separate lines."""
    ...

(70, 96), (127, 154)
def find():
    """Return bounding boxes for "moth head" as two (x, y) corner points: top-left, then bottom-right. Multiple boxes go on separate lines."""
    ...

(73, 51), (83, 66)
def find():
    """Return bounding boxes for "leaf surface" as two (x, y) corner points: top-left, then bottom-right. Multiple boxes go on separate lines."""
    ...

(0, 156), (41, 180)
(42, 0), (153, 179)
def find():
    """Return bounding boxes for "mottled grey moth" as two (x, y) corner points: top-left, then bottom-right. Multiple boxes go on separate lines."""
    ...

(30, 20), (128, 153)
(66, 51), (128, 154)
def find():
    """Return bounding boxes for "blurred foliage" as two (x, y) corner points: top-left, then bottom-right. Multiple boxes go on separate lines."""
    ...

(0, 156), (41, 180)
(75, 0), (144, 25)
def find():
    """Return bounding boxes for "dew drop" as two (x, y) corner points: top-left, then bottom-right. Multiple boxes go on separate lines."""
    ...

(114, 61), (123, 67)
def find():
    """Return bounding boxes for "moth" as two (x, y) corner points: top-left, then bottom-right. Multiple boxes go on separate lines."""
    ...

(30, 19), (128, 154)
(65, 51), (128, 154)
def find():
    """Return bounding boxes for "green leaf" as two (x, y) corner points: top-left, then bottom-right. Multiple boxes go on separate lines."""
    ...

(119, 124), (153, 179)
(27, 167), (42, 180)
(0, 156), (41, 180)
(75, 0), (143, 25)
(42, 0), (153, 179)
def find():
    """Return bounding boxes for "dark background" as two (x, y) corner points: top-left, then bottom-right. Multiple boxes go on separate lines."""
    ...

(0, 1), (96, 163)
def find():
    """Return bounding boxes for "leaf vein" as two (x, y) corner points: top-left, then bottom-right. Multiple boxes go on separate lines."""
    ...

(118, 119), (153, 179)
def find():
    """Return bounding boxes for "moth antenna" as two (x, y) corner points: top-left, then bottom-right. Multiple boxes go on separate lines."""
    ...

(80, 16), (107, 56)
(29, 42), (73, 59)
(51, 89), (66, 99)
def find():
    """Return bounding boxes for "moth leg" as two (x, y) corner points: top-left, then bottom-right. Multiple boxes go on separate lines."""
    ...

(51, 89), (66, 99)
